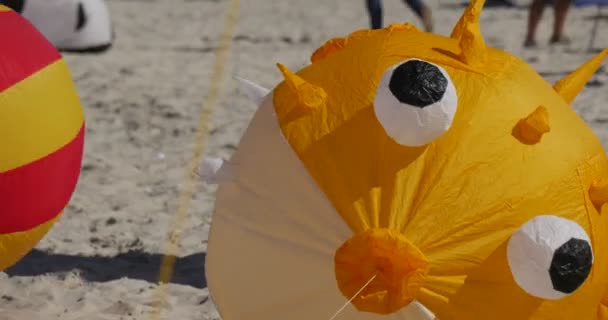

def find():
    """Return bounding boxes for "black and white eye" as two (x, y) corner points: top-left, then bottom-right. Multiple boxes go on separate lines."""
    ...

(373, 59), (458, 147)
(507, 215), (593, 300)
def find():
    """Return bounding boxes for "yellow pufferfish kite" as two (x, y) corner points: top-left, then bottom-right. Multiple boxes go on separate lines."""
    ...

(203, 0), (608, 319)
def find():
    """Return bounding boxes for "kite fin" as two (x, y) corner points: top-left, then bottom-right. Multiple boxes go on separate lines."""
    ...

(234, 75), (270, 106)
(198, 156), (225, 184)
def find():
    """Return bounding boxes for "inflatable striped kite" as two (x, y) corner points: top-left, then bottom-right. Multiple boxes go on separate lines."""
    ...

(0, 5), (85, 271)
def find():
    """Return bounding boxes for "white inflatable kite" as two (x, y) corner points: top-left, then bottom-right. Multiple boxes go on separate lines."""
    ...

(2, 0), (114, 52)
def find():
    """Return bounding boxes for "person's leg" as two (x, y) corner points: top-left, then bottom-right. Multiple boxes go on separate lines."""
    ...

(524, 0), (547, 47)
(550, 0), (571, 43)
(402, 0), (433, 32)
(366, 0), (383, 29)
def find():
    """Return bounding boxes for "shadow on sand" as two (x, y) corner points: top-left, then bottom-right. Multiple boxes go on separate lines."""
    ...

(5, 249), (207, 289)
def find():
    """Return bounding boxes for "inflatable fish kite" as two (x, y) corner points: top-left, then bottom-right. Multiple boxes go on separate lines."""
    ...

(0, 5), (85, 271)
(203, 0), (608, 318)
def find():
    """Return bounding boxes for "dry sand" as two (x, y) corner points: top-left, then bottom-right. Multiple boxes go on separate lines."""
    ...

(0, 0), (606, 319)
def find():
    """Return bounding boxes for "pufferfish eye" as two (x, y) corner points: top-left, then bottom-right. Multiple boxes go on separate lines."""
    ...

(507, 215), (593, 300)
(373, 59), (458, 147)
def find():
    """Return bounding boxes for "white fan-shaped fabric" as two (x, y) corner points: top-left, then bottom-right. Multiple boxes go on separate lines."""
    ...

(205, 94), (436, 320)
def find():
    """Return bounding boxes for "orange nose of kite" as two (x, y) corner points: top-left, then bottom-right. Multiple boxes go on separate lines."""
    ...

(334, 228), (429, 315)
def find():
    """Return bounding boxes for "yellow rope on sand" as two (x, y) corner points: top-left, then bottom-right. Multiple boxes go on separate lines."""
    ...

(149, 0), (241, 318)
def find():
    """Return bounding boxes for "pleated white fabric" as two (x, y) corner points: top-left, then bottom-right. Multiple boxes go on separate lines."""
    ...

(205, 93), (436, 320)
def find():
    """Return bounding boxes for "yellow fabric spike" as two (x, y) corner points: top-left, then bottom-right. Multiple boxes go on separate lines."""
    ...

(386, 23), (420, 32)
(311, 37), (348, 63)
(553, 49), (608, 104)
(450, 0), (487, 65)
(311, 24), (419, 63)
(513, 105), (550, 144)
(276, 63), (327, 110)
(589, 178), (608, 212)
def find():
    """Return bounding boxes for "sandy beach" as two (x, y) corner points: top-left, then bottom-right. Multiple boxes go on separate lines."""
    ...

(0, 0), (606, 319)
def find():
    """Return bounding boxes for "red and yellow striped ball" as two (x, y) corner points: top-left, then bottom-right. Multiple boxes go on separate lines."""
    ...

(0, 5), (85, 271)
